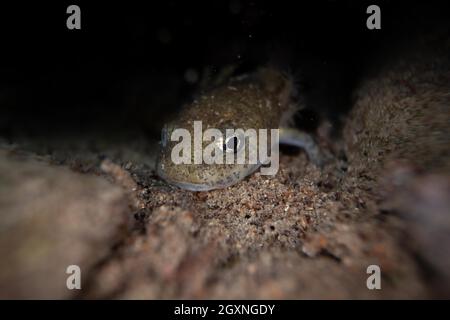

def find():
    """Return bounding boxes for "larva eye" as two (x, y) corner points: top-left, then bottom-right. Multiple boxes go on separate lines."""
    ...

(223, 135), (242, 154)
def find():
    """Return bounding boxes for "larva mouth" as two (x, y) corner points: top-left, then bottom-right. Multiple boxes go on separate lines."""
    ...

(156, 162), (213, 191)
(156, 160), (262, 191)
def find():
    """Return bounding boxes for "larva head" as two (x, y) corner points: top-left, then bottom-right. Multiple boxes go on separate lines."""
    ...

(156, 68), (291, 191)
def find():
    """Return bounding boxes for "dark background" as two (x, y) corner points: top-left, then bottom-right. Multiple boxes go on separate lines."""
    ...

(0, 0), (448, 139)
